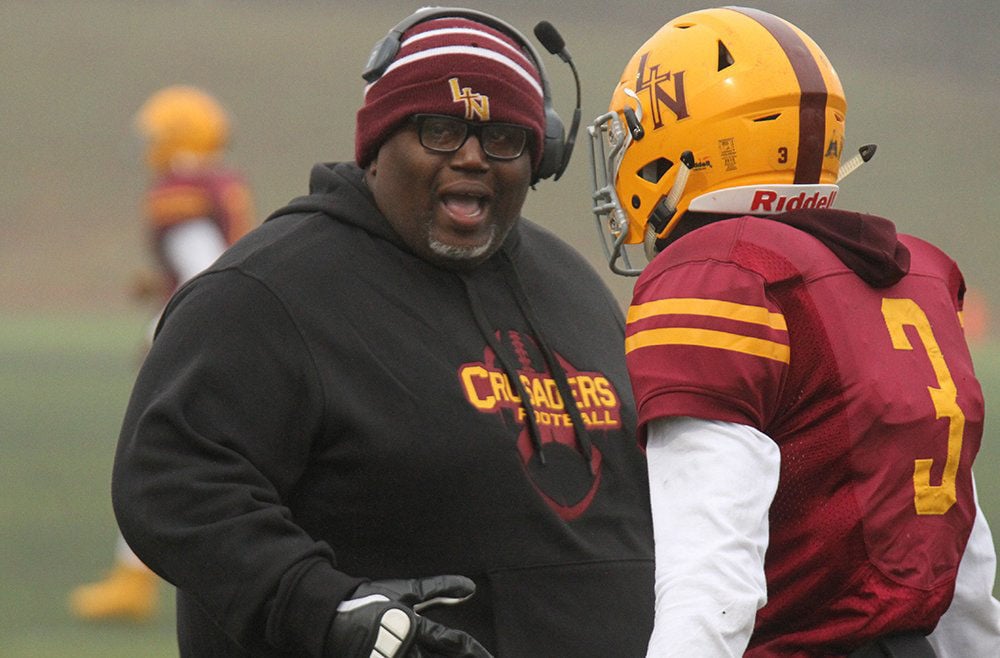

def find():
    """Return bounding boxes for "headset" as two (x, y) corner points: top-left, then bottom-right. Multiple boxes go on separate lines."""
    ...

(362, 6), (580, 183)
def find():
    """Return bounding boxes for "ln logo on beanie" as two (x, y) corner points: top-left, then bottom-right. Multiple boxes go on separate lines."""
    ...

(449, 78), (490, 121)
(355, 17), (546, 170)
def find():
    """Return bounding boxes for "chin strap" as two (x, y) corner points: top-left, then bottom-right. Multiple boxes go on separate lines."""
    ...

(837, 144), (877, 182)
(644, 151), (695, 261)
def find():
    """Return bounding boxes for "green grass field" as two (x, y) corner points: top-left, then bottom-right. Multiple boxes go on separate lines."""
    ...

(3, 311), (999, 656)
(1, 313), (176, 656)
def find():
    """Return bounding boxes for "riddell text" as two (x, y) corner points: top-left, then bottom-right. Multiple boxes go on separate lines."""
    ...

(750, 189), (838, 212)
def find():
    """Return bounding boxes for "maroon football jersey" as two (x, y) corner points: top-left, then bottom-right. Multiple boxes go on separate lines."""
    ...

(626, 215), (983, 655)
(146, 168), (254, 291)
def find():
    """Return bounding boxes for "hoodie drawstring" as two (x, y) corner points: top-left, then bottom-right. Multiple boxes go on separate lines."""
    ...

(500, 252), (595, 474)
(461, 274), (548, 465)
(459, 254), (595, 474)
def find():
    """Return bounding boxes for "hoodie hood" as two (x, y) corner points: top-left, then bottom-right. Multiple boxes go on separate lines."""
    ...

(265, 162), (404, 247)
(772, 208), (911, 288)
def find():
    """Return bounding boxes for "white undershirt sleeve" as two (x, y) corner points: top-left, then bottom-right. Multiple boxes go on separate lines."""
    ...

(645, 416), (780, 657)
(161, 217), (228, 285)
(927, 473), (1000, 658)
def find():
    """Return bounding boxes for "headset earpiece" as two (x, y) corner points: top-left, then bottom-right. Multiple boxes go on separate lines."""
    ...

(362, 35), (401, 83)
(536, 107), (566, 182)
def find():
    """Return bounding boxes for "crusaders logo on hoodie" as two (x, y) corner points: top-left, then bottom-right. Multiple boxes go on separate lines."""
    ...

(458, 330), (623, 520)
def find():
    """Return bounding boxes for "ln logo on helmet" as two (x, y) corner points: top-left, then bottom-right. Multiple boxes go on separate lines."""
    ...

(750, 188), (838, 212)
(634, 53), (689, 128)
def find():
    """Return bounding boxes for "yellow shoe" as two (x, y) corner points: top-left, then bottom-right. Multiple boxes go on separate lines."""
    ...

(69, 562), (159, 622)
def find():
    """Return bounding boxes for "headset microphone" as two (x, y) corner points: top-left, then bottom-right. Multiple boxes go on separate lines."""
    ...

(533, 21), (566, 62)
(534, 20), (581, 181)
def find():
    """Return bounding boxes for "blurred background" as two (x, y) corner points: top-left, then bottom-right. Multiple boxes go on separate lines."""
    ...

(2, 1), (998, 655)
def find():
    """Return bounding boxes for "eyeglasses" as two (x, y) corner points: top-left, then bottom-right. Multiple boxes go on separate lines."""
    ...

(411, 114), (531, 161)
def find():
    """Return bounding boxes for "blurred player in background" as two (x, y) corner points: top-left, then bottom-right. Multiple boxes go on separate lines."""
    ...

(69, 85), (255, 622)
(588, 6), (1000, 657)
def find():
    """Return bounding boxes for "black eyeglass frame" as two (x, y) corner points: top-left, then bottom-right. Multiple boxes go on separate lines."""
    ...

(410, 114), (532, 161)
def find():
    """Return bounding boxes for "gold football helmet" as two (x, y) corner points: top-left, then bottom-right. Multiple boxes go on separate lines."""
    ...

(588, 7), (848, 274)
(135, 85), (230, 173)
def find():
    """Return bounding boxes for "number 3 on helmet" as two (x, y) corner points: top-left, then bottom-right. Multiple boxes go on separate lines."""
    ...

(588, 6), (847, 275)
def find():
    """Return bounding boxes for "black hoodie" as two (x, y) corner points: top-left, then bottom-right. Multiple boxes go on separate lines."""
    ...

(113, 162), (654, 657)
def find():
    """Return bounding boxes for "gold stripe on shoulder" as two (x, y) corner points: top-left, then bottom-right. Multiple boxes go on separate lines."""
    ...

(147, 186), (213, 228)
(627, 298), (787, 331)
(625, 327), (790, 363)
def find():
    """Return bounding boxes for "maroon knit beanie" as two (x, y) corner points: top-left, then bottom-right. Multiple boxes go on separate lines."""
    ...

(355, 17), (546, 171)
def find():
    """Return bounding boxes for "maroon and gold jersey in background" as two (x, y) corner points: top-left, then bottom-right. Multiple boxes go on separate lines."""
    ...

(145, 168), (254, 291)
(627, 213), (983, 655)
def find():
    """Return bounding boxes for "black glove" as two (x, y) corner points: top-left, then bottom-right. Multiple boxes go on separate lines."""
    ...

(328, 575), (493, 658)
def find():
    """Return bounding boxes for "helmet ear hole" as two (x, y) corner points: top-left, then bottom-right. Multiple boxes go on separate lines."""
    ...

(638, 157), (674, 183)
(718, 41), (734, 71)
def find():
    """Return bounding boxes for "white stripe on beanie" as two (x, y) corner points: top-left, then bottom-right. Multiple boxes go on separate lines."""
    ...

(405, 27), (527, 62)
(369, 45), (544, 99)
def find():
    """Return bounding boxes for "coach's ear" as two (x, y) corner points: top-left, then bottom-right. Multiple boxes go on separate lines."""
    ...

(364, 157), (378, 188)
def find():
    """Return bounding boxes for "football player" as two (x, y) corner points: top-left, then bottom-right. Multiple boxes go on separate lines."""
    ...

(588, 6), (1000, 656)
